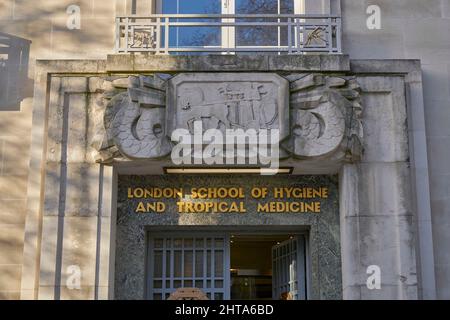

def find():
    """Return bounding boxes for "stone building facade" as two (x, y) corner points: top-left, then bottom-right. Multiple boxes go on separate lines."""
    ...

(0, 0), (449, 300)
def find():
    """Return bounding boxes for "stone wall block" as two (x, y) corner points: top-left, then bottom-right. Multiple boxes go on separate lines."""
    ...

(61, 217), (98, 289)
(64, 164), (100, 217)
(357, 162), (413, 217)
(358, 76), (409, 163)
(357, 215), (418, 288)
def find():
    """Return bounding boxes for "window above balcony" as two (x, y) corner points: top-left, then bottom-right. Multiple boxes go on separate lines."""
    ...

(116, 0), (342, 54)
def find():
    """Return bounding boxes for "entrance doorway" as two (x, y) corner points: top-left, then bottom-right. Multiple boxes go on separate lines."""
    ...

(231, 234), (306, 300)
(146, 232), (307, 300)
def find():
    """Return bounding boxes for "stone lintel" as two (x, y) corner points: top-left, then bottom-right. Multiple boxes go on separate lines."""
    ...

(35, 60), (107, 75)
(350, 59), (422, 78)
(106, 54), (350, 73)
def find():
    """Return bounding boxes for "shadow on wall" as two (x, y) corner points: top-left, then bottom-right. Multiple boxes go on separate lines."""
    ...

(0, 32), (33, 111)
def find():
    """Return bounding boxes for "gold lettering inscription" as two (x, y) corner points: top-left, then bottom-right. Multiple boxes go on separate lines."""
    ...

(273, 187), (328, 199)
(257, 201), (321, 213)
(135, 201), (166, 213)
(128, 188), (183, 199)
(176, 201), (247, 213)
(130, 185), (329, 214)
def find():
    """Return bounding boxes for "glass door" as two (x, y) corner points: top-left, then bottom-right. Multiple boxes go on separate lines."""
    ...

(272, 236), (306, 300)
(147, 232), (307, 300)
(147, 234), (231, 300)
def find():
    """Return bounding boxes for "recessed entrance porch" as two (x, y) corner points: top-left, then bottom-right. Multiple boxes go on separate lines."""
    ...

(146, 232), (307, 300)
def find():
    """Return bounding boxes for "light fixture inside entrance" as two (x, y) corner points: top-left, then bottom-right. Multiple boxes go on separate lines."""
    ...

(164, 167), (293, 175)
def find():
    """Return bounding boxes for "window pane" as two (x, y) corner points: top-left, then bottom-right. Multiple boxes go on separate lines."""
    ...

(195, 250), (204, 277)
(207, 251), (211, 277)
(215, 238), (224, 248)
(174, 251), (182, 277)
(149, 235), (234, 300)
(154, 251), (163, 277)
(184, 251), (193, 277)
(154, 293), (162, 300)
(162, 0), (178, 13)
(163, 0), (221, 14)
(195, 238), (204, 248)
(162, 0), (222, 50)
(236, 0), (278, 47)
(166, 252), (171, 277)
(184, 238), (193, 248)
(174, 239), (182, 248)
(215, 250), (223, 277)
(235, 0), (296, 49)
(154, 239), (163, 248)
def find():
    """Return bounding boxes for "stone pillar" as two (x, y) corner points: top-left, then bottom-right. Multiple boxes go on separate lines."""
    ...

(36, 77), (97, 299)
(20, 63), (53, 300)
(404, 65), (436, 300)
(339, 164), (361, 299)
(340, 76), (419, 299)
(21, 61), (115, 300)
(96, 165), (117, 300)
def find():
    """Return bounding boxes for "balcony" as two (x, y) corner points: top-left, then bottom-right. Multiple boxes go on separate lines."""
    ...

(115, 14), (342, 55)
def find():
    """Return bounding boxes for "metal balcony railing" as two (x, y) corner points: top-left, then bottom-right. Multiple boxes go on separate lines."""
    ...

(115, 14), (342, 54)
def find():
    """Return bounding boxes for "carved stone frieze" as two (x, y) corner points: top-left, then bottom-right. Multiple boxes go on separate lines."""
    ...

(92, 73), (363, 164)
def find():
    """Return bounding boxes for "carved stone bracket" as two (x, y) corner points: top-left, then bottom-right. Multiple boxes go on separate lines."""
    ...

(282, 74), (363, 161)
(92, 74), (172, 163)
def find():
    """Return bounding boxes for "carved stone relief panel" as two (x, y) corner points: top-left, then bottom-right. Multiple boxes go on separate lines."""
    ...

(166, 73), (290, 142)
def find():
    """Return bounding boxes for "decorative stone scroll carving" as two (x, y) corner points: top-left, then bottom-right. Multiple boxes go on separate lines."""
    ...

(92, 73), (363, 163)
(283, 74), (363, 161)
